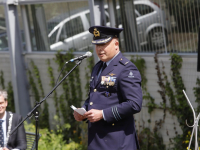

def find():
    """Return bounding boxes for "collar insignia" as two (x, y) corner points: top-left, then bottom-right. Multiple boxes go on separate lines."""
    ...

(93, 28), (100, 37)
(125, 61), (129, 65)
(109, 73), (116, 76)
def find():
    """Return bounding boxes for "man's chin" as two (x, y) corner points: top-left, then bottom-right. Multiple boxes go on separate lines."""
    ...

(99, 57), (108, 62)
(0, 111), (5, 114)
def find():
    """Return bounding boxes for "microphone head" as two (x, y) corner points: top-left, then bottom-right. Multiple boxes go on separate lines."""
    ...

(86, 51), (92, 57)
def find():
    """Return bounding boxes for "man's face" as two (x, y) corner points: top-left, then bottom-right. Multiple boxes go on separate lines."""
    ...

(95, 39), (119, 62)
(0, 96), (7, 116)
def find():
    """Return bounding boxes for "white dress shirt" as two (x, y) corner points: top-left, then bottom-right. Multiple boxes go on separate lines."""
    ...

(1, 111), (7, 147)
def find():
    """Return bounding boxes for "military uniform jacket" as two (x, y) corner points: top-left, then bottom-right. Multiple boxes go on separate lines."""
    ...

(83, 52), (143, 150)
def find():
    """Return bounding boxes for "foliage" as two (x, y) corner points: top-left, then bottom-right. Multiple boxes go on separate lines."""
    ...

(0, 71), (5, 89)
(170, 54), (193, 132)
(130, 55), (147, 90)
(143, 93), (158, 114)
(133, 53), (197, 149)
(192, 77), (200, 148)
(162, 64), (176, 115)
(29, 60), (50, 129)
(153, 53), (194, 149)
(138, 128), (166, 150)
(28, 70), (40, 104)
(29, 50), (85, 146)
(130, 55), (157, 113)
(4, 51), (199, 149)
(154, 53), (167, 121)
(193, 77), (200, 113)
(46, 59), (60, 120)
(54, 50), (83, 143)
(6, 82), (15, 112)
(130, 56), (163, 147)
(24, 120), (85, 150)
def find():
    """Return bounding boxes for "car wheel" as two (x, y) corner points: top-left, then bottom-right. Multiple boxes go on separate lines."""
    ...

(148, 28), (168, 49)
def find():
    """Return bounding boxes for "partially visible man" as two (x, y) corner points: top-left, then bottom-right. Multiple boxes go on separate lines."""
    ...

(74, 26), (143, 150)
(0, 90), (26, 150)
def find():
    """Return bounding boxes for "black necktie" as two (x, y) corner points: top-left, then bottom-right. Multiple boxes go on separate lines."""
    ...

(96, 63), (107, 83)
(102, 63), (107, 72)
(0, 120), (4, 148)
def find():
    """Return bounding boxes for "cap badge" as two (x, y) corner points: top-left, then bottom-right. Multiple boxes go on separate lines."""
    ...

(93, 28), (100, 37)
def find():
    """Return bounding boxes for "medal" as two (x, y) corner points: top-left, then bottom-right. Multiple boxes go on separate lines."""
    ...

(105, 91), (110, 97)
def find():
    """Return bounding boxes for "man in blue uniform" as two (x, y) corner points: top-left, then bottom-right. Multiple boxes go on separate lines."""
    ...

(73, 26), (143, 150)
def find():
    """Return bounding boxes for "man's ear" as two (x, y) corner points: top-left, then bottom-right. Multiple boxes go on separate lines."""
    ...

(115, 39), (119, 46)
(114, 39), (119, 51)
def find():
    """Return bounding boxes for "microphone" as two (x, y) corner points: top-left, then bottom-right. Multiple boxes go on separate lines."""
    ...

(69, 51), (92, 62)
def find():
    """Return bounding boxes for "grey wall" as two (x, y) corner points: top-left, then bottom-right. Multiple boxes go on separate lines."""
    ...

(127, 54), (198, 147)
(0, 52), (199, 147)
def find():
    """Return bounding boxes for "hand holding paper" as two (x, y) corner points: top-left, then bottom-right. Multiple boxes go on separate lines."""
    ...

(71, 105), (87, 115)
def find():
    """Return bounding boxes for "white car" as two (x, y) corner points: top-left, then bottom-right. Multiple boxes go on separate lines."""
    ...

(48, 1), (170, 51)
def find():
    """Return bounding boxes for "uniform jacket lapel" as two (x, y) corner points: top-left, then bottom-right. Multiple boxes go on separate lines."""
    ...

(6, 111), (9, 133)
(93, 61), (103, 86)
(95, 52), (122, 87)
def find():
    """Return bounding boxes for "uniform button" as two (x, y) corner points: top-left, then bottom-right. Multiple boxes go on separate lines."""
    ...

(90, 102), (93, 105)
(94, 89), (97, 92)
(112, 123), (114, 126)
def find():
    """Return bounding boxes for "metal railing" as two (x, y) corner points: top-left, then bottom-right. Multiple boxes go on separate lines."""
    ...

(0, 0), (199, 53)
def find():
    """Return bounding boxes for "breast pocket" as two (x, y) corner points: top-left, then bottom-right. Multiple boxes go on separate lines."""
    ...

(99, 83), (117, 96)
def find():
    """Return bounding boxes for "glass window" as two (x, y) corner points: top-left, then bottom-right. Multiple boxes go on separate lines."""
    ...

(49, 28), (59, 45)
(0, 32), (8, 51)
(87, 10), (109, 26)
(47, 21), (59, 34)
(24, 2), (90, 52)
(60, 16), (84, 39)
(116, 8), (138, 25)
(106, 14), (109, 23)
(0, 17), (6, 32)
(135, 4), (154, 16)
(116, 9), (122, 25)
(86, 12), (91, 25)
(104, 8), (111, 24)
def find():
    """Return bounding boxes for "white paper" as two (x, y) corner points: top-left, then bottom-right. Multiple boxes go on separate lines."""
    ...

(70, 105), (87, 115)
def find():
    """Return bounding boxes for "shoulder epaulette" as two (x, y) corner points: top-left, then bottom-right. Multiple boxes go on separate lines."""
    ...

(119, 58), (129, 66)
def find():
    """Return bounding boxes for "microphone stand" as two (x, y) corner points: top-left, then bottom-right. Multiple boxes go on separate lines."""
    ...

(9, 59), (83, 150)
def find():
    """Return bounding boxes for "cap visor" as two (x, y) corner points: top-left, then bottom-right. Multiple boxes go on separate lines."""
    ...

(92, 37), (112, 45)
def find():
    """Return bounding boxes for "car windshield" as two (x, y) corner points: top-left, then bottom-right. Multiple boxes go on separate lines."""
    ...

(135, 4), (154, 16)
(49, 28), (59, 45)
